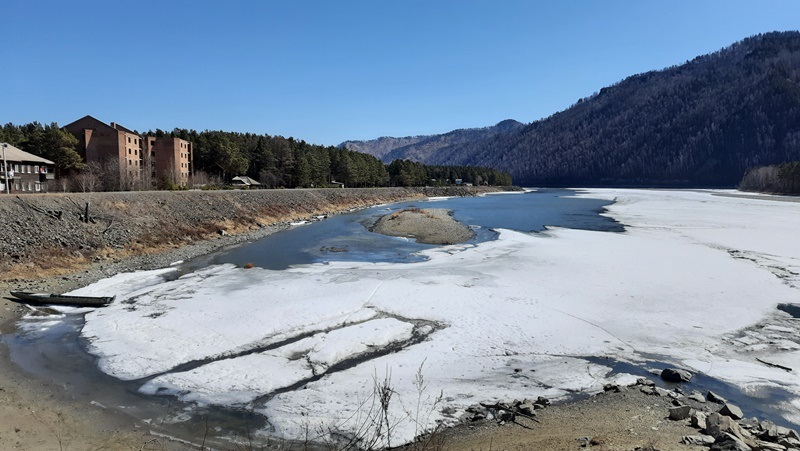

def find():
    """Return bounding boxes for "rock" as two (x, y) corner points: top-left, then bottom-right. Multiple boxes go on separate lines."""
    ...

(708, 390), (728, 404)
(535, 396), (551, 406)
(603, 383), (623, 393)
(719, 403), (744, 420)
(670, 405), (693, 420)
(654, 387), (672, 397)
(689, 391), (707, 403)
(661, 367), (693, 383)
(636, 377), (656, 387)
(753, 441), (787, 451)
(517, 403), (537, 416)
(692, 411), (708, 430)
(710, 432), (753, 451)
(706, 413), (745, 441)
(497, 410), (515, 422)
(682, 434), (716, 446)
(640, 386), (656, 396)
(778, 436), (800, 447)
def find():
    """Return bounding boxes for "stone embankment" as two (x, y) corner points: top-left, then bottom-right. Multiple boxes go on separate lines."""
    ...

(0, 186), (504, 286)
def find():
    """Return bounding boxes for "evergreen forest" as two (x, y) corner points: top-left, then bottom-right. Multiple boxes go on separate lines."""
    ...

(0, 123), (511, 191)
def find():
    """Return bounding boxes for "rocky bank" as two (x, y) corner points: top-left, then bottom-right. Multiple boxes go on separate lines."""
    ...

(0, 186), (503, 287)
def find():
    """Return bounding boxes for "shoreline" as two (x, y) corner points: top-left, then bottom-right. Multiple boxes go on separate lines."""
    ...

(3, 186), (796, 449)
(0, 186), (503, 449)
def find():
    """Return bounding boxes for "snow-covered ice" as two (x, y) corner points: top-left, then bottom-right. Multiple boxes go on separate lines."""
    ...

(56, 189), (800, 444)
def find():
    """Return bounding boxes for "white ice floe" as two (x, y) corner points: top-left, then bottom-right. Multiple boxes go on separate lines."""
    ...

(139, 318), (416, 406)
(66, 189), (800, 445)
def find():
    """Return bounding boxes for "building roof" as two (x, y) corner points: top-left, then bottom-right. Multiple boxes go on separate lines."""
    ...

(1, 143), (55, 165)
(63, 115), (139, 135)
(63, 115), (116, 132)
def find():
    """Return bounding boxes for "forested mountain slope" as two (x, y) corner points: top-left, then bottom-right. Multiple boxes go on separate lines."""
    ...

(340, 120), (525, 163)
(348, 32), (800, 186)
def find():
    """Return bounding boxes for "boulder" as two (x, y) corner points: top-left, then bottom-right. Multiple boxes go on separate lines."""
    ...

(707, 390), (728, 404)
(497, 410), (516, 422)
(689, 391), (707, 403)
(692, 411), (708, 430)
(670, 405), (693, 421)
(778, 436), (800, 447)
(636, 377), (656, 387)
(661, 368), (693, 383)
(640, 386), (656, 396)
(681, 434), (715, 446)
(753, 441), (788, 451)
(654, 387), (672, 397)
(710, 432), (753, 451)
(706, 413), (745, 441)
(719, 403), (744, 420)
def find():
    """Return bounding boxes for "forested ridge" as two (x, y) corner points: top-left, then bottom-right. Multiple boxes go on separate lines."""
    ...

(347, 31), (800, 187)
(0, 124), (511, 190)
(341, 119), (525, 163)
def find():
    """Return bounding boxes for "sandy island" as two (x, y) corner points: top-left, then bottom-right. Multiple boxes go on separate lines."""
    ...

(370, 208), (475, 244)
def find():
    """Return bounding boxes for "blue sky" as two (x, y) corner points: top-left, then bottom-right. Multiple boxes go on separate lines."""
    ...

(1, 1), (798, 146)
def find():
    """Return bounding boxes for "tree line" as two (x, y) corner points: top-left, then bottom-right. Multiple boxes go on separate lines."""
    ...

(739, 161), (800, 194)
(0, 122), (512, 191)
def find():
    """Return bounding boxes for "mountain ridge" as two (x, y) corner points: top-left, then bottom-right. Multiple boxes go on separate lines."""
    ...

(343, 31), (800, 186)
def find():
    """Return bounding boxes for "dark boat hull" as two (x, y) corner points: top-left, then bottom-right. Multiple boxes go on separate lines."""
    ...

(9, 291), (115, 307)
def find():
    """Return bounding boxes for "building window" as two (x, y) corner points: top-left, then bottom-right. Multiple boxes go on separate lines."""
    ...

(128, 160), (132, 166)
(35, 182), (41, 192)
(33, 165), (39, 173)
(128, 137), (131, 143)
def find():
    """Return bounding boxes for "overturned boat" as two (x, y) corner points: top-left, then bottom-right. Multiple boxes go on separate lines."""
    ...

(8, 291), (115, 307)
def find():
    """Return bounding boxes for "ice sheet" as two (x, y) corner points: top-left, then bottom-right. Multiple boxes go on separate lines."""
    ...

(65, 189), (800, 444)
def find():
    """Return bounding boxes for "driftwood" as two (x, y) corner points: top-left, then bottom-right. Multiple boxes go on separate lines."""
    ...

(756, 357), (792, 372)
(15, 196), (62, 220)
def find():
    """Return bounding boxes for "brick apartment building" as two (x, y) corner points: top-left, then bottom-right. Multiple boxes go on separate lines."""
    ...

(63, 115), (192, 188)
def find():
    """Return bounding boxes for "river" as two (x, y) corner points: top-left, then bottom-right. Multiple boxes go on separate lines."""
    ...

(5, 188), (800, 447)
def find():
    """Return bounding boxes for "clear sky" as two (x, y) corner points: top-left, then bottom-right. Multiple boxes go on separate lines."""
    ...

(1, 1), (798, 146)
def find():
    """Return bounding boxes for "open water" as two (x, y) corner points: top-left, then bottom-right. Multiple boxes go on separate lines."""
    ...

(7, 189), (794, 447)
(211, 189), (623, 270)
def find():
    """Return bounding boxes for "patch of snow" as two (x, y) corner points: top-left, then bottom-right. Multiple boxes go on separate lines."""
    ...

(70, 189), (800, 445)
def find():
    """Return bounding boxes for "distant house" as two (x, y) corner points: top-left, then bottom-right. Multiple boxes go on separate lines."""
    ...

(230, 176), (261, 188)
(0, 143), (55, 193)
